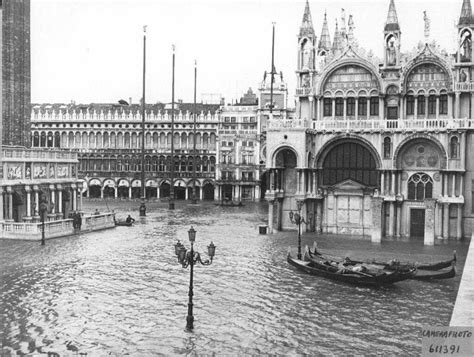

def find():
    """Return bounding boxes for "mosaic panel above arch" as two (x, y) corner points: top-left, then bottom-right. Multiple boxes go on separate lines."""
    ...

(323, 65), (379, 94)
(398, 140), (443, 170)
(406, 63), (450, 92)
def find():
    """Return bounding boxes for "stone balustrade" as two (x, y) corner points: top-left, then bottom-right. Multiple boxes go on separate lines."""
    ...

(2, 147), (78, 161)
(1, 212), (116, 240)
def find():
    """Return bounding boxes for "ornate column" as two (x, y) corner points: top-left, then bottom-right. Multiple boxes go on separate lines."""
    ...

(355, 97), (359, 119)
(424, 95), (429, 119)
(316, 198), (322, 233)
(457, 204), (463, 240)
(57, 185), (63, 215)
(371, 196), (384, 243)
(395, 199), (402, 238)
(388, 202), (395, 237)
(424, 199), (436, 246)
(414, 96), (419, 119)
(6, 186), (13, 221)
(128, 186), (132, 199)
(332, 98), (335, 120)
(34, 186), (40, 217)
(78, 183), (83, 211)
(185, 187), (189, 200)
(448, 94), (453, 118)
(443, 203), (450, 239)
(25, 186), (32, 218)
(268, 200), (274, 234)
(115, 187), (118, 199)
(71, 184), (77, 211)
(380, 171), (385, 195)
(49, 185), (56, 215)
(455, 92), (460, 119)
(0, 189), (4, 221)
(444, 173), (449, 197)
(378, 96), (384, 119)
(343, 98), (347, 120)
(451, 173), (456, 197)
(436, 96), (440, 119)
(276, 199), (282, 231)
(100, 187), (104, 199)
(391, 172), (396, 195)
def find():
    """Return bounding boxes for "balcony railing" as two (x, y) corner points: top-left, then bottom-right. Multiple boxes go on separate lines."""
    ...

(296, 87), (312, 96)
(455, 82), (474, 92)
(311, 118), (474, 131)
(267, 119), (310, 130)
(2, 147), (78, 161)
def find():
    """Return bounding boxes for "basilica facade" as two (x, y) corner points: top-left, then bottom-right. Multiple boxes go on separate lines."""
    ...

(265, 0), (474, 244)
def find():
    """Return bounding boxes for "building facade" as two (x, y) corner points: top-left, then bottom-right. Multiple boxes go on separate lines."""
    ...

(265, 0), (474, 244)
(30, 102), (220, 201)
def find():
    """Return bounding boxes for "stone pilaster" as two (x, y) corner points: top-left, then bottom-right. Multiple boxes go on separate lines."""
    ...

(268, 200), (275, 234)
(371, 197), (384, 243)
(424, 199), (436, 245)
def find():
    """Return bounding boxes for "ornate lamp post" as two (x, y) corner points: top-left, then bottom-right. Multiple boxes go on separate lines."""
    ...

(39, 196), (48, 245)
(174, 226), (216, 331)
(289, 200), (305, 259)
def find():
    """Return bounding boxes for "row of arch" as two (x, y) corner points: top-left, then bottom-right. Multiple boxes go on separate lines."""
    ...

(31, 130), (217, 150)
(79, 154), (216, 173)
(272, 134), (450, 171)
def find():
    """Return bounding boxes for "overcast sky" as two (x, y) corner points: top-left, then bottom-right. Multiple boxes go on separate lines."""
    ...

(31, 0), (461, 105)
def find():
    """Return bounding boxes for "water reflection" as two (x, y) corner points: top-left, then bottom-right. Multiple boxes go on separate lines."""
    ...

(0, 201), (468, 356)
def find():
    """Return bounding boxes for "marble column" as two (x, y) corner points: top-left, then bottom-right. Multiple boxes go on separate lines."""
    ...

(443, 203), (450, 239)
(395, 202), (402, 238)
(332, 98), (336, 120)
(424, 95), (429, 119)
(57, 187), (63, 215)
(388, 202), (395, 237)
(448, 94), (453, 118)
(424, 199), (436, 246)
(355, 98), (359, 119)
(455, 92), (460, 119)
(50, 185), (56, 214)
(436, 96), (440, 119)
(371, 197), (384, 243)
(276, 199), (282, 231)
(380, 171), (385, 195)
(343, 98), (347, 120)
(115, 187), (118, 199)
(457, 204), (463, 240)
(0, 190), (4, 221)
(72, 185), (77, 211)
(316, 200), (322, 233)
(34, 188), (40, 216)
(391, 172), (396, 195)
(414, 96), (418, 120)
(378, 97), (384, 119)
(25, 186), (32, 218)
(128, 187), (132, 199)
(7, 187), (13, 221)
(268, 200), (274, 234)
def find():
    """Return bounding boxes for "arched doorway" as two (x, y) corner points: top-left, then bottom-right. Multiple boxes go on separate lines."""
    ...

(203, 183), (215, 200)
(319, 140), (379, 236)
(160, 182), (170, 199)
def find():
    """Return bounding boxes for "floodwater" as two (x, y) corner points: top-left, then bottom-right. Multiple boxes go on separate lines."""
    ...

(0, 200), (469, 356)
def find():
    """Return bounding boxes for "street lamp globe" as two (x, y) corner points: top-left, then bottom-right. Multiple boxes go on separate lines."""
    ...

(188, 226), (196, 243)
(207, 242), (216, 260)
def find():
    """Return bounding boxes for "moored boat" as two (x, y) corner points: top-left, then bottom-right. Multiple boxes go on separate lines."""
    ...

(310, 242), (456, 272)
(287, 249), (417, 286)
(115, 221), (133, 227)
(411, 262), (456, 281)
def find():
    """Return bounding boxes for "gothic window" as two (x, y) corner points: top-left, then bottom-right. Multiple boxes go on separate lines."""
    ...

(406, 96), (415, 115)
(370, 97), (379, 116)
(210, 157), (216, 172)
(347, 98), (355, 116)
(174, 155), (180, 172)
(158, 156), (165, 172)
(417, 96), (426, 115)
(450, 136), (459, 159)
(428, 95), (436, 115)
(335, 98), (344, 116)
(323, 98), (332, 117)
(188, 156), (194, 171)
(383, 137), (392, 159)
(439, 95), (448, 115)
(152, 156), (158, 171)
(407, 173), (433, 200)
(110, 156), (116, 171)
(358, 98), (367, 116)
(180, 156), (186, 172)
(145, 156), (151, 172)
(33, 132), (39, 147)
(117, 156), (123, 171)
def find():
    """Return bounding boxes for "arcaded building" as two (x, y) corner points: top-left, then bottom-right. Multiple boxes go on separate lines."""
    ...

(265, 0), (474, 244)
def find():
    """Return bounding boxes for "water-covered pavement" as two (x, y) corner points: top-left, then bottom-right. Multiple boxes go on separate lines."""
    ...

(0, 200), (470, 356)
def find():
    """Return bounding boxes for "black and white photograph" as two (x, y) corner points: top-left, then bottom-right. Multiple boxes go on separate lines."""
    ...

(1, 0), (473, 355)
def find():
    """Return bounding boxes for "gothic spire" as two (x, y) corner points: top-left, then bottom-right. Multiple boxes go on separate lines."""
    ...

(332, 20), (343, 52)
(299, 0), (315, 38)
(385, 0), (400, 32)
(340, 8), (347, 40)
(459, 0), (473, 26)
(318, 11), (331, 51)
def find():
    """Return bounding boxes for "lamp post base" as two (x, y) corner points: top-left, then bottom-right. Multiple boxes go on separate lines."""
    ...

(139, 201), (146, 217)
(168, 201), (175, 210)
(186, 314), (194, 330)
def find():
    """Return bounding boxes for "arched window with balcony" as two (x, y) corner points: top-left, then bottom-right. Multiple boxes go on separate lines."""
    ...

(323, 98), (332, 117)
(428, 95), (436, 116)
(417, 96), (426, 116)
(370, 97), (379, 116)
(407, 173), (433, 200)
(335, 98), (344, 117)
(358, 97), (367, 117)
(439, 94), (448, 115)
(450, 136), (459, 159)
(347, 97), (355, 117)
(383, 137), (392, 159)
(406, 95), (415, 116)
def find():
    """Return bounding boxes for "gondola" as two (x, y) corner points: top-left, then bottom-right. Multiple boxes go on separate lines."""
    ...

(287, 250), (417, 286)
(411, 262), (456, 281)
(115, 221), (133, 227)
(310, 242), (456, 272)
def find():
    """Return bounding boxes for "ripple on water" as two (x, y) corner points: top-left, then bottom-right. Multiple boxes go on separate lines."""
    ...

(0, 201), (468, 356)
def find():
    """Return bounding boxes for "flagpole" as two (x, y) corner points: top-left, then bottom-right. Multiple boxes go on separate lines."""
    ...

(139, 25), (147, 217)
(191, 59), (197, 204)
(169, 45), (175, 210)
(270, 22), (275, 115)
